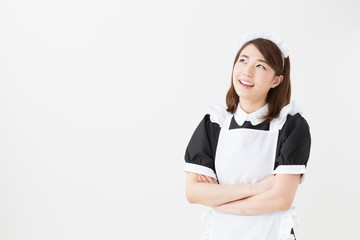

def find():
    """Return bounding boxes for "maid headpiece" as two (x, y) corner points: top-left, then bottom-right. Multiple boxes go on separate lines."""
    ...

(238, 31), (289, 69)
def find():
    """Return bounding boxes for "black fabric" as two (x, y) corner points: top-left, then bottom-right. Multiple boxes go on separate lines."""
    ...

(184, 114), (221, 174)
(274, 113), (311, 169)
(184, 112), (308, 239)
(291, 228), (296, 239)
(229, 116), (270, 130)
(184, 113), (311, 175)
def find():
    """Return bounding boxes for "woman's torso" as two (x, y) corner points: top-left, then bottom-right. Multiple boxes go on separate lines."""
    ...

(203, 109), (297, 240)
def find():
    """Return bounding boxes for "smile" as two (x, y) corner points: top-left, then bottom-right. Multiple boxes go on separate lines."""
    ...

(239, 79), (254, 87)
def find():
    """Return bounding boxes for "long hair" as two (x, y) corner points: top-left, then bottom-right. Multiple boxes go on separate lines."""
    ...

(225, 38), (291, 124)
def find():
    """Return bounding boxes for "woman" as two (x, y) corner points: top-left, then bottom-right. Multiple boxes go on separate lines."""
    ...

(183, 31), (311, 240)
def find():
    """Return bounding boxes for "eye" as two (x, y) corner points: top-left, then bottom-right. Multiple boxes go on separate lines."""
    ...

(257, 64), (266, 70)
(239, 58), (246, 63)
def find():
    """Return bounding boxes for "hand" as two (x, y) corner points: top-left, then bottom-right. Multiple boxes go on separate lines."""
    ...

(254, 174), (275, 195)
(196, 174), (218, 184)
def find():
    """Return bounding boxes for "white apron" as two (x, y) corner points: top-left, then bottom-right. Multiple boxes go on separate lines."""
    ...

(200, 113), (297, 240)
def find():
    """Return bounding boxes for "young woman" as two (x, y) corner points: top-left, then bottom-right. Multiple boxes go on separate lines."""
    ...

(183, 32), (311, 240)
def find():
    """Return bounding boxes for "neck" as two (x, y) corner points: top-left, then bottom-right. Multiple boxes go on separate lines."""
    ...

(239, 98), (267, 114)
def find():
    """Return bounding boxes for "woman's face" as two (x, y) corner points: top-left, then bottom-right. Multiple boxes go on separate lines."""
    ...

(232, 44), (283, 106)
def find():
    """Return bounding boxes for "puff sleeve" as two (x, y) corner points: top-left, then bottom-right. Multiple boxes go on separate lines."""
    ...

(183, 114), (221, 179)
(273, 113), (311, 183)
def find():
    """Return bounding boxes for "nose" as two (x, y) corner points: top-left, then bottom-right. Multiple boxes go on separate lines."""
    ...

(241, 65), (254, 78)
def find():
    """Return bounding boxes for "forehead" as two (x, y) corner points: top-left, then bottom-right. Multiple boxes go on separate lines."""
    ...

(240, 44), (265, 59)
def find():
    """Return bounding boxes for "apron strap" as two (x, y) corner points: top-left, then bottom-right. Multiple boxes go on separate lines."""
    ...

(224, 114), (233, 130)
(269, 118), (280, 132)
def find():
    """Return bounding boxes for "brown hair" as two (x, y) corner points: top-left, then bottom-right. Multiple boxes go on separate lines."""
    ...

(225, 38), (291, 124)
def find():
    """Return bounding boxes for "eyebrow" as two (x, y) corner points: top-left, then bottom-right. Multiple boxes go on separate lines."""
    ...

(239, 54), (269, 65)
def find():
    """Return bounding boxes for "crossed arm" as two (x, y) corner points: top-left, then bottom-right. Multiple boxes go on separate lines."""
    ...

(185, 172), (300, 215)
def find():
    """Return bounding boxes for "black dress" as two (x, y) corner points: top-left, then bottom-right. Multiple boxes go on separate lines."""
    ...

(184, 101), (311, 240)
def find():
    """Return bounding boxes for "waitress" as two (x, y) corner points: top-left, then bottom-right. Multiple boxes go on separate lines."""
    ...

(184, 31), (311, 240)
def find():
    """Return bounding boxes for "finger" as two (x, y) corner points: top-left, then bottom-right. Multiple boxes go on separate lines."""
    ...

(204, 175), (215, 183)
(201, 175), (210, 183)
(208, 176), (218, 184)
(207, 176), (218, 184)
(197, 175), (203, 182)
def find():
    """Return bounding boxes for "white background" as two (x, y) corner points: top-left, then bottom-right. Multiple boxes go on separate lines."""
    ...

(1, 0), (359, 239)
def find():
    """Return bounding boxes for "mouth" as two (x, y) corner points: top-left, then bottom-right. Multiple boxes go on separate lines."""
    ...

(239, 79), (254, 87)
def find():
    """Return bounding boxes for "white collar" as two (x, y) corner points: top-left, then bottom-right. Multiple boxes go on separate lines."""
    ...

(234, 103), (269, 126)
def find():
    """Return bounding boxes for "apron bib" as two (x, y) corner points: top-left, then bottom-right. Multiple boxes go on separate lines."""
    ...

(209, 114), (283, 240)
(215, 114), (279, 185)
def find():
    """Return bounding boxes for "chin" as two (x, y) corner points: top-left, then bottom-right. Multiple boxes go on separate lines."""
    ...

(235, 89), (251, 99)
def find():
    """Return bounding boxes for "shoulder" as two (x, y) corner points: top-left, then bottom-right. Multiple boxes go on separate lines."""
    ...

(277, 101), (311, 142)
(281, 113), (310, 135)
(208, 102), (232, 128)
(275, 100), (310, 130)
(285, 112), (310, 128)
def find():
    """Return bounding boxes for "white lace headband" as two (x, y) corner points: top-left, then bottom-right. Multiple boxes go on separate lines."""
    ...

(238, 31), (289, 69)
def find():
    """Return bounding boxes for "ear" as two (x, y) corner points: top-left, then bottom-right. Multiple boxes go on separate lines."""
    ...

(271, 75), (283, 88)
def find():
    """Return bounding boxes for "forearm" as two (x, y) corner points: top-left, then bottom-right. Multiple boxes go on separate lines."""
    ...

(212, 174), (300, 215)
(186, 181), (256, 207)
(212, 188), (285, 215)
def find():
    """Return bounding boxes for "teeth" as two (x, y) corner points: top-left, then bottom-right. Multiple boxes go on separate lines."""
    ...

(240, 80), (254, 86)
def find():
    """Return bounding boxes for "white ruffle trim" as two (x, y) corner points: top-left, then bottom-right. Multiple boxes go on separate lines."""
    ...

(276, 100), (303, 130)
(278, 206), (298, 240)
(208, 102), (231, 128)
(200, 209), (213, 240)
(238, 31), (289, 58)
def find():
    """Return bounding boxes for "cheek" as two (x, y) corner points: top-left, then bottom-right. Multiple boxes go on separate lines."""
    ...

(257, 72), (273, 84)
(232, 73), (237, 84)
(232, 72), (240, 85)
(232, 66), (241, 78)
